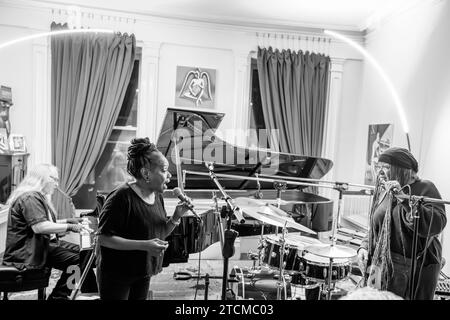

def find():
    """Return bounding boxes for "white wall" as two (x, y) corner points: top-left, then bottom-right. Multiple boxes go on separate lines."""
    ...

(335, 0), (450, 274)
(332, 59), (364, 182)
(0, 26), (35, 162)
(157, 44), (236, 137)
(0, 1), (363, 167)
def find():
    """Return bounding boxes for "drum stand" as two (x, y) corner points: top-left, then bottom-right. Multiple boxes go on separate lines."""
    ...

(324, 183), (346, 300)
(276, 223), (289, 300)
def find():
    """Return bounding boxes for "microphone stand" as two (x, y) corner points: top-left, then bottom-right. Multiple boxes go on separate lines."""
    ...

(204, 163), (242, 300)
(392, 193), (450, 299)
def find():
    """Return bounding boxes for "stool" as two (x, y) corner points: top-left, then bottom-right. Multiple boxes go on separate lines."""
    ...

(0, 265), (51, 300)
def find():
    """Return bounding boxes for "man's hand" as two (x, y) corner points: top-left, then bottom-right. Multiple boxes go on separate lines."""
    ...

(66, 223), (84, 233)
(143, 238), (169, 257)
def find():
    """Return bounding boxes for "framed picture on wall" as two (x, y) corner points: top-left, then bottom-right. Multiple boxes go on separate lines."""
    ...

(9, 134), (26, 153)
(364, 124), (394, 185)
(175, 66), (216, 108)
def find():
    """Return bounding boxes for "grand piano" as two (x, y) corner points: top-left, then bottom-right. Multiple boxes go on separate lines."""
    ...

(159, 107), (335, 265)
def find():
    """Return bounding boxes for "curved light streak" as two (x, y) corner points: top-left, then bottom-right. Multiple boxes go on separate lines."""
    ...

(0, 29), (114, 50)
(324, 29), (411, 149)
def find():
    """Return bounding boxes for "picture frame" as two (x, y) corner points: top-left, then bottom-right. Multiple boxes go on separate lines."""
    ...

(9, 134), (26, 152)
(364, 123), (394, 185)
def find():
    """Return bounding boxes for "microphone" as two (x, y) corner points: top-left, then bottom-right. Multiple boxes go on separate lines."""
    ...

(173, 187), (202, 222)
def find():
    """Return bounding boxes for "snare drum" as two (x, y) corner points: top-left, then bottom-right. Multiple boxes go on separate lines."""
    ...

(302, 253), (351, 283)
(261, 234), (322, 274)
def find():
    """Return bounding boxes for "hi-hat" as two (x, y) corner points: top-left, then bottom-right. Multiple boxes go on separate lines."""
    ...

(305, 244), (357, 259)
(234, 197), (316, 235)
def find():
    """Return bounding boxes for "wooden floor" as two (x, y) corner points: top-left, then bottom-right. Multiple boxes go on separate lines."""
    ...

(6, 257), (360, 300)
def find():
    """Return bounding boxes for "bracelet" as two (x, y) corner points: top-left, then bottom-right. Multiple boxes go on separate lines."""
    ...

(169, 217), (181, 226)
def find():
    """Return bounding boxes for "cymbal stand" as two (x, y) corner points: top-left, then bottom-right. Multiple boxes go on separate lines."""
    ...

(273, 181), (287, 236)
(323, 182), (349, 300)
(276, 222), (289, 300)
(256, 173), (265, 268)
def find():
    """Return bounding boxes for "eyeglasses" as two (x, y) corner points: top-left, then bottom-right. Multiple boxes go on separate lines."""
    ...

(375, 163), (391, 171)
(49, 176), (59, 183)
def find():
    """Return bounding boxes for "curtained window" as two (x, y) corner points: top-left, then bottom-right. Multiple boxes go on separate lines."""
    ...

(256, 47), (330, 157)
(50, 22), (136, 217)
(72, 51), (141, 208)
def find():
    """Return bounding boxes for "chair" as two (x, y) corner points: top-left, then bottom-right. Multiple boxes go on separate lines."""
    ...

(0, 265), (51, 300)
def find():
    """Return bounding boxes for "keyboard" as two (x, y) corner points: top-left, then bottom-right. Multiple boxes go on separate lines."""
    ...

(435, 280), (450, 297)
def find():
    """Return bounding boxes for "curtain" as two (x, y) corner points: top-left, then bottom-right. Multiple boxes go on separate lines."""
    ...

(257, 47), (330, 157)
(50, 22), (136, 218)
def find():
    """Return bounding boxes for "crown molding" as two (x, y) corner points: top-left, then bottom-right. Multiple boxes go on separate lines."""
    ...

(1, 0), (366, 37)
(362, 0), (440, 35)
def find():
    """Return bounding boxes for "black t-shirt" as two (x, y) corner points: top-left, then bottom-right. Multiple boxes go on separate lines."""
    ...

(2, 191), (52, 270)
(97, 183), (168, 277)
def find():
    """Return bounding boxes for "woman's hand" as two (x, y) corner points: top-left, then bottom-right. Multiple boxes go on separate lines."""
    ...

(384, 180), (403, 194)
(143, 238), (169, 257)
(173, 202), (192, 221)
(357, 248), (368, 273)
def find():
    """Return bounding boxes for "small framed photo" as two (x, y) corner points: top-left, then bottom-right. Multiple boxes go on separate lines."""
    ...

(9, 134), (26, 152)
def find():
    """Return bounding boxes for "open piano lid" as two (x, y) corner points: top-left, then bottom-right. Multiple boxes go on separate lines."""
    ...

(156, 107), (333, 190)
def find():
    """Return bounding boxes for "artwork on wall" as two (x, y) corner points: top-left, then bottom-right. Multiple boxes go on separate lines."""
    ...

(175, 66), (215, 108)
(364, 123), (394, 185)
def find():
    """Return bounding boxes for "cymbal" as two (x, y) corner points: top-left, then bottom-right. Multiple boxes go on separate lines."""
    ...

(234, 197), (316, 235)
(305, 244), (357, 259)
(234, 197), (290, 217)
(260, 199), (292, 206)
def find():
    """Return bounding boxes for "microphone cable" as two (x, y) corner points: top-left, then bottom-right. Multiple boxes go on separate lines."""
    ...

(194, 216), (203, 300)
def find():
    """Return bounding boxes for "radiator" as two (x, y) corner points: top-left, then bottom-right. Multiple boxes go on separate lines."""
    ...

(340, 194), (372, 230)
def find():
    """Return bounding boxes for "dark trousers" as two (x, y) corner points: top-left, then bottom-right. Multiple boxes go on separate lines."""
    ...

(97, 268), (151, 300)
(46, 240), (97, 299)
(388, 252), (440, 300)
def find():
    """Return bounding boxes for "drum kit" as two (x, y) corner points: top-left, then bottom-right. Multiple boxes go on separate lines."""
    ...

(232, 196), (357, 300)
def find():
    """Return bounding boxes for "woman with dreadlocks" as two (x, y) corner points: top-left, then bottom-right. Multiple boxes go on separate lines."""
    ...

(357, 147), (446, 300)
(96, 138), (191, 300)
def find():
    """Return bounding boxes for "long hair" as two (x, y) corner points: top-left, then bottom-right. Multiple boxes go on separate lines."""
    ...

(6, 163), (58, 206)
(368, 163), (418, 289)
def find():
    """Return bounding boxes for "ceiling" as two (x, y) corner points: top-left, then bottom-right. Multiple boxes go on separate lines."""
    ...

(28, 0), (419, 31)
